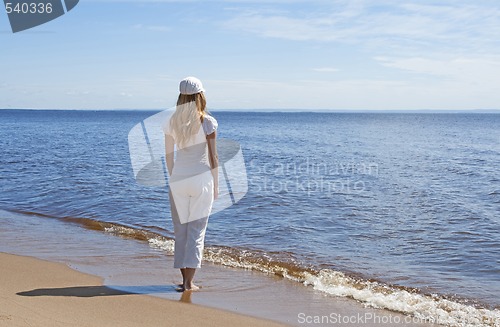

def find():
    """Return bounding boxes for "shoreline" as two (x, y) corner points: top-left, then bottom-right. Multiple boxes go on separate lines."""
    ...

(0, 252), (286, 327)
(0, 251), (440, 327)
(0, 209), (440, 327)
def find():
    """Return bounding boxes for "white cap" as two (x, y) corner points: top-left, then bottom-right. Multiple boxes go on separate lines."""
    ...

(179, 76), (205, 95)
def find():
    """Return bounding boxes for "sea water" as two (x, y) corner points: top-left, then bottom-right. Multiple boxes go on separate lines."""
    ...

(0, 109), (499, 326)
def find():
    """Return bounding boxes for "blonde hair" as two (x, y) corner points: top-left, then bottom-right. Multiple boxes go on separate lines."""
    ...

(170, 92), (207, 148)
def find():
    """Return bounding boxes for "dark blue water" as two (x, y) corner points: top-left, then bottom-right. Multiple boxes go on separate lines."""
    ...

(1, 110), (499, 315)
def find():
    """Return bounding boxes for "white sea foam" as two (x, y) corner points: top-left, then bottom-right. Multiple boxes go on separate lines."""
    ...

(302, 269), (500, 327)
(101, 222), (500, 327)
(148, 237), (175, 254)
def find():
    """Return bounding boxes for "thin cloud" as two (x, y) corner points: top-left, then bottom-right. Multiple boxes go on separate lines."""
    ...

(222, 2), (500, 55)
(132, 24), (171, 32)
(313, 67), (339, 72)
(376, 56), (500, 85)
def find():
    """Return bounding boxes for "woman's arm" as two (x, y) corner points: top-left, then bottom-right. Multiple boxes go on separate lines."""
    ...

(165, 135), (175, 176)
(206, 131), (219, 200)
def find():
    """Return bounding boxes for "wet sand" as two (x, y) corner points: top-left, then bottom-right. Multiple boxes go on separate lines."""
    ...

(0, 252), (287, 327)
(0, 210), (438, 326)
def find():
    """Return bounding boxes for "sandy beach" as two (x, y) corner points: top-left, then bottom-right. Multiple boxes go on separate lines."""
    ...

(1, 209), (445, 327)
(0, 252), (286, 327)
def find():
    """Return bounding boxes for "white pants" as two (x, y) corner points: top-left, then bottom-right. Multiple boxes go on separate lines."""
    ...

(169, 171), (213, 269)
(170, 171), (214, 224)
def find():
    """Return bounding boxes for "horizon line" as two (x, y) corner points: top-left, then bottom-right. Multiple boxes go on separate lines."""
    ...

(1, 108), (500, 113)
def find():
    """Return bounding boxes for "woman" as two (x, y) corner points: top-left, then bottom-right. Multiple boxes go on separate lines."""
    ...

(163, 77), (219, 292)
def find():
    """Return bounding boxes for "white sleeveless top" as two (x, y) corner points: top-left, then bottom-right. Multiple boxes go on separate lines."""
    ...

(162, 115), (218, 178)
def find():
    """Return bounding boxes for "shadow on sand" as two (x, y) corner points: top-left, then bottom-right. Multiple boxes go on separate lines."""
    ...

(17, 285), (178, 298)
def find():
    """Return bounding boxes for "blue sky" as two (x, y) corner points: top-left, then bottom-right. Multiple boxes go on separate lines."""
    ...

(1, 0), (500, 110)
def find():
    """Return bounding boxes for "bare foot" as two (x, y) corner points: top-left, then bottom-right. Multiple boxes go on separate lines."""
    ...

(183, 284), (201, 292)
